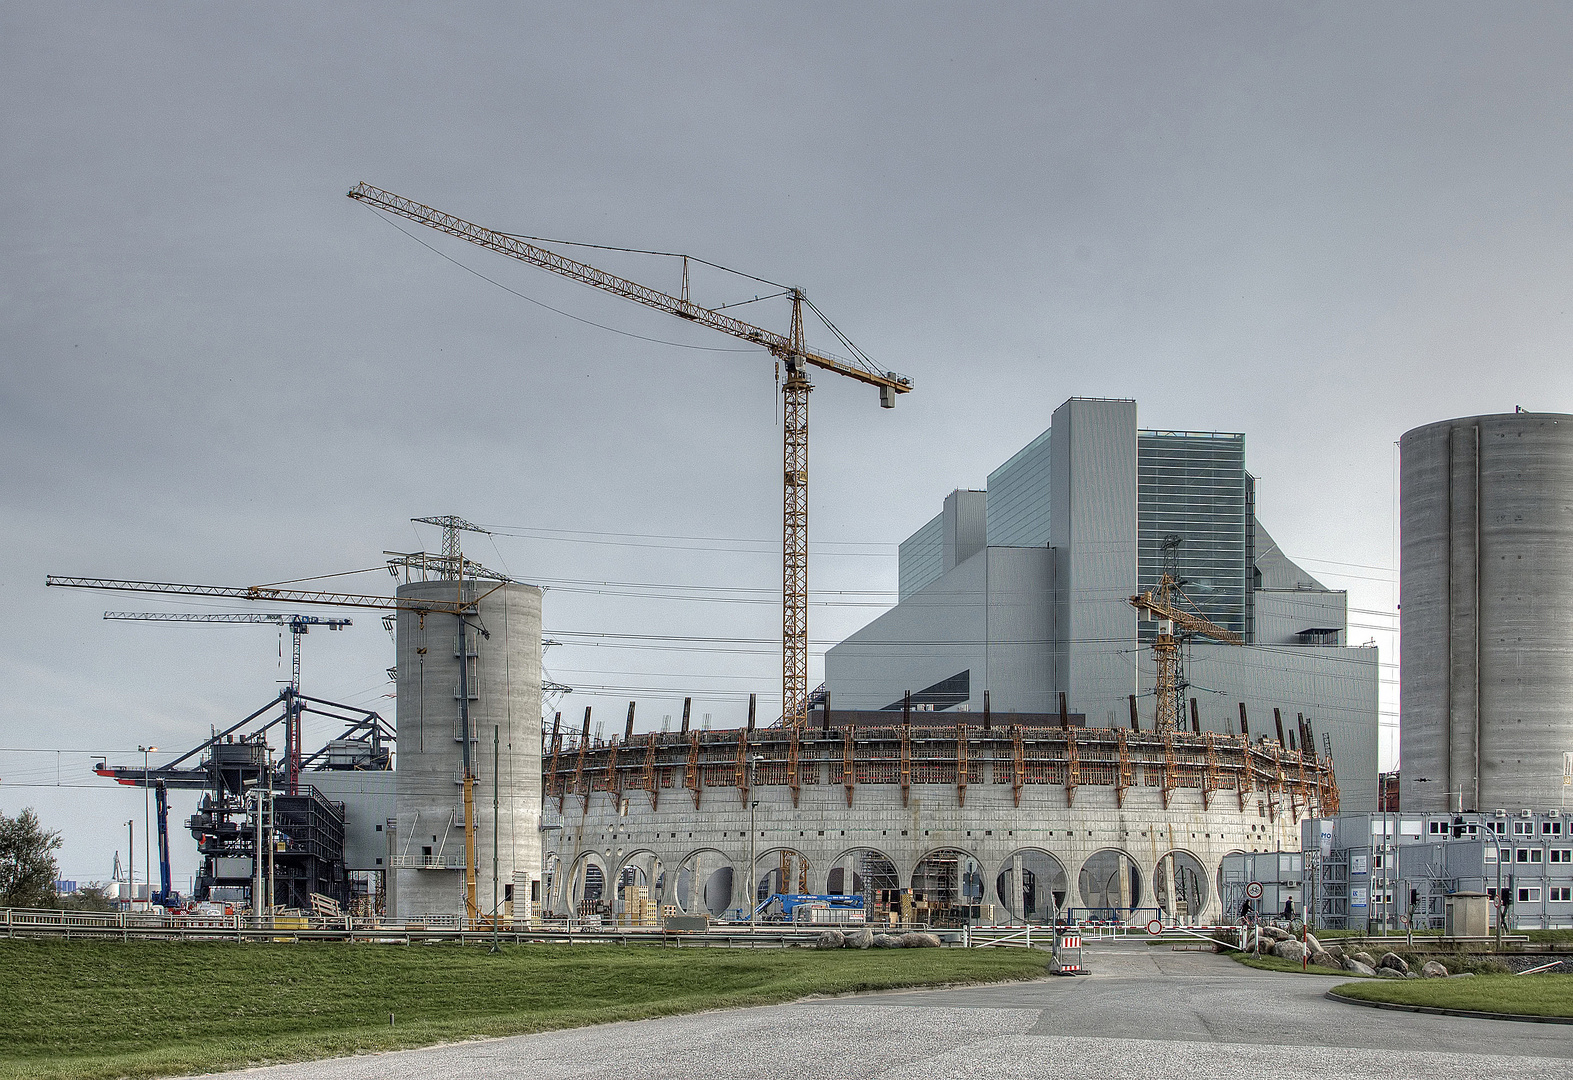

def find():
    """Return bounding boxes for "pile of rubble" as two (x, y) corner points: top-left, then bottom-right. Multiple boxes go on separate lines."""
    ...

(816, 927), (942, 949)
(1223, 926), (1455, 978)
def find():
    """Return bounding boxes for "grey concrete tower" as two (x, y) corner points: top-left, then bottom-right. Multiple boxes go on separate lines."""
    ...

(1399, 412), (1573, 812)
(392, 580), (543, 918)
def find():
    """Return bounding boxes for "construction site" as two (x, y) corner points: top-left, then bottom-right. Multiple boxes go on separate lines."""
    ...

(48, 184), (1361, 934)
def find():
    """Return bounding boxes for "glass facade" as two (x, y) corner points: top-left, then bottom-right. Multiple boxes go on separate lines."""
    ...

(986, 426), (1053, 548)
(897, 511), (944, 600)
(1137, 431), (1249, 639)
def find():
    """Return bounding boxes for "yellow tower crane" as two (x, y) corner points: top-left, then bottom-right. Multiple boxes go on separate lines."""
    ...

(345, 183), (914, 728)
(1128, 575), (1243, 734)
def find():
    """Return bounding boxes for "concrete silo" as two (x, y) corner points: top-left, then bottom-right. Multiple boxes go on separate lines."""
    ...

(1399, 412), (1573, 812)
(391, 579), (543, 920)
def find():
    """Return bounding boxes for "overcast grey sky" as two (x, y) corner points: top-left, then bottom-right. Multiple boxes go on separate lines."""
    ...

(4, 2), (1570, 884)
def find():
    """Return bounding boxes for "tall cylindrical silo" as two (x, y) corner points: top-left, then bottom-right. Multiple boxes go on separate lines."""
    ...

(1399, 412), (1573, 812)
(393, 579), (542, 919)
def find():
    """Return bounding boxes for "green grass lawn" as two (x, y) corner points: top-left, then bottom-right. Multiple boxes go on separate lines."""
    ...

(0, 939), (1047, 1080)
(1331, 973), (1573, 1018)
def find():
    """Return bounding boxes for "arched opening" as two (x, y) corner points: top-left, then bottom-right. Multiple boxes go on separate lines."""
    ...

(1077, 849), (1143, 918)
(826, 849), (900, 897)
(1154, 850), (1209, 924)
(749, 848), (811, 918)
(674, 849), (733, 918)
(994, 848), (1068, 924)
(911, 848), (985, 925)
(826, 848), (899, 923)
(567, 853), (608, 919)
(615, 851), (665, 927)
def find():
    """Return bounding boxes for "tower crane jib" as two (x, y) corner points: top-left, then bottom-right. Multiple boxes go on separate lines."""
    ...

(346, 183), (913, 727)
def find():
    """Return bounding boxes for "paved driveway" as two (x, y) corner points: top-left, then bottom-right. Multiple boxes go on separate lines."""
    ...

(208, 944), (1573, 1079)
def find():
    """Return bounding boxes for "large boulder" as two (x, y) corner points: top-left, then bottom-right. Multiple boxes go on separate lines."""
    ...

(1378, 952), (1409, 975)
(1260, 925), (1291, 942)
(1302, 932), (1323, 956)
(1309, 950), (1337, 969)
(871, 933), (901, 948)
(1271, 940), (1308, 962)
(1342, 958), (1377, 977)
(1322, 945), (1346, 964)
(900, 931), (942, 948)
(844, 927), (875, 949)
(1375, 966), (1405, 978)
(1420, 960), (1449, 978)
(816, 930), (845, 950)
(1351, 951), (1377, 969)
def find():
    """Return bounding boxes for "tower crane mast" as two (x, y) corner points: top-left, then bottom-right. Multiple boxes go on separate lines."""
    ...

(1129, 575), (1243, 734)
(346, 183), (913, 727)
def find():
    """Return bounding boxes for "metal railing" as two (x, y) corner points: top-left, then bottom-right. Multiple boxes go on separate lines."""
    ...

(0, 908), (966, 947)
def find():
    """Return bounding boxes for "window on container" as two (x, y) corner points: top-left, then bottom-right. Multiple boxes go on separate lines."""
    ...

(1484, 847), (1497, 863)
(1543, 821), (1564, 835)
(1514, 821), (1534, 836)
(1552, 850), (1572, 863)
(1551, 887), (1572, 903)
(1518, 887), (1540, 904)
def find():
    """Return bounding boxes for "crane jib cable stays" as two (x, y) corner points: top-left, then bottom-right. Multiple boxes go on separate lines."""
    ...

(345, 182), (915, 728)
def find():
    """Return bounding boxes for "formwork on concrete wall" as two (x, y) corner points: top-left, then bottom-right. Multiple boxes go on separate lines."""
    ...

(543, 715), (1336, 926)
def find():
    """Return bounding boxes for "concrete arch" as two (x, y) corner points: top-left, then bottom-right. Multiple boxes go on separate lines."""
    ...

(825, 847), (900, 899)
(613, 848), (667, 921)
(911, 846), (986, 907)
(1076, 848), (1143, 916)
(1153, 849), (1210, 925)
(565, 850), (610, 918)
(674, 847), (734, 918)
(993, 847), (1069, 923)
(749, 847), (811, 902)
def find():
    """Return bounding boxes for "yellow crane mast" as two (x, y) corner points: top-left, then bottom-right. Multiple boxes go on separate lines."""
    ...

(1128, 575), (1243, 734)
(345, 183), (914, 728)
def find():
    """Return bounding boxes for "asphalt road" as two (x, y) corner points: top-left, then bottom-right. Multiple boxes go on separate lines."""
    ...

(207, 944), (1573, 1080)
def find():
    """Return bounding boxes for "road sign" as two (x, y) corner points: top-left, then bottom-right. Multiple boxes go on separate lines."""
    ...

(1146, 918), (1164, 935)
(1245, 881), (1263, 900)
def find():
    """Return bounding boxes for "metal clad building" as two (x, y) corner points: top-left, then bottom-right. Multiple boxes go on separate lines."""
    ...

(827, 396), (1381, 809)
(1399, 411), (1573, 812)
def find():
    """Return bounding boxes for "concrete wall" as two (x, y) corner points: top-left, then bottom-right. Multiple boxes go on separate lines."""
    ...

(393, 580), (542, 919)
(1400, 412), (1573, 812)
(547, 775), (1308, 926)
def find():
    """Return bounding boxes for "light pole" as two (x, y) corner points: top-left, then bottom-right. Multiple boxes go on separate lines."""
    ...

(747, 755), (759, 930)
(139, 746), (157, 905)
(125, 819), (134, 905)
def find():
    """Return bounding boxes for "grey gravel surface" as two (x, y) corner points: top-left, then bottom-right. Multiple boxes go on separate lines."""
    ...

(202, 944), (1573, 1079)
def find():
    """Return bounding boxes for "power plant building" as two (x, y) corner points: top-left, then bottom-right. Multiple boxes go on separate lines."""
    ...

(827, 397), (1381, 810)
(1398, 411), (1573, 813)
(540, 397), (1366, 928)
